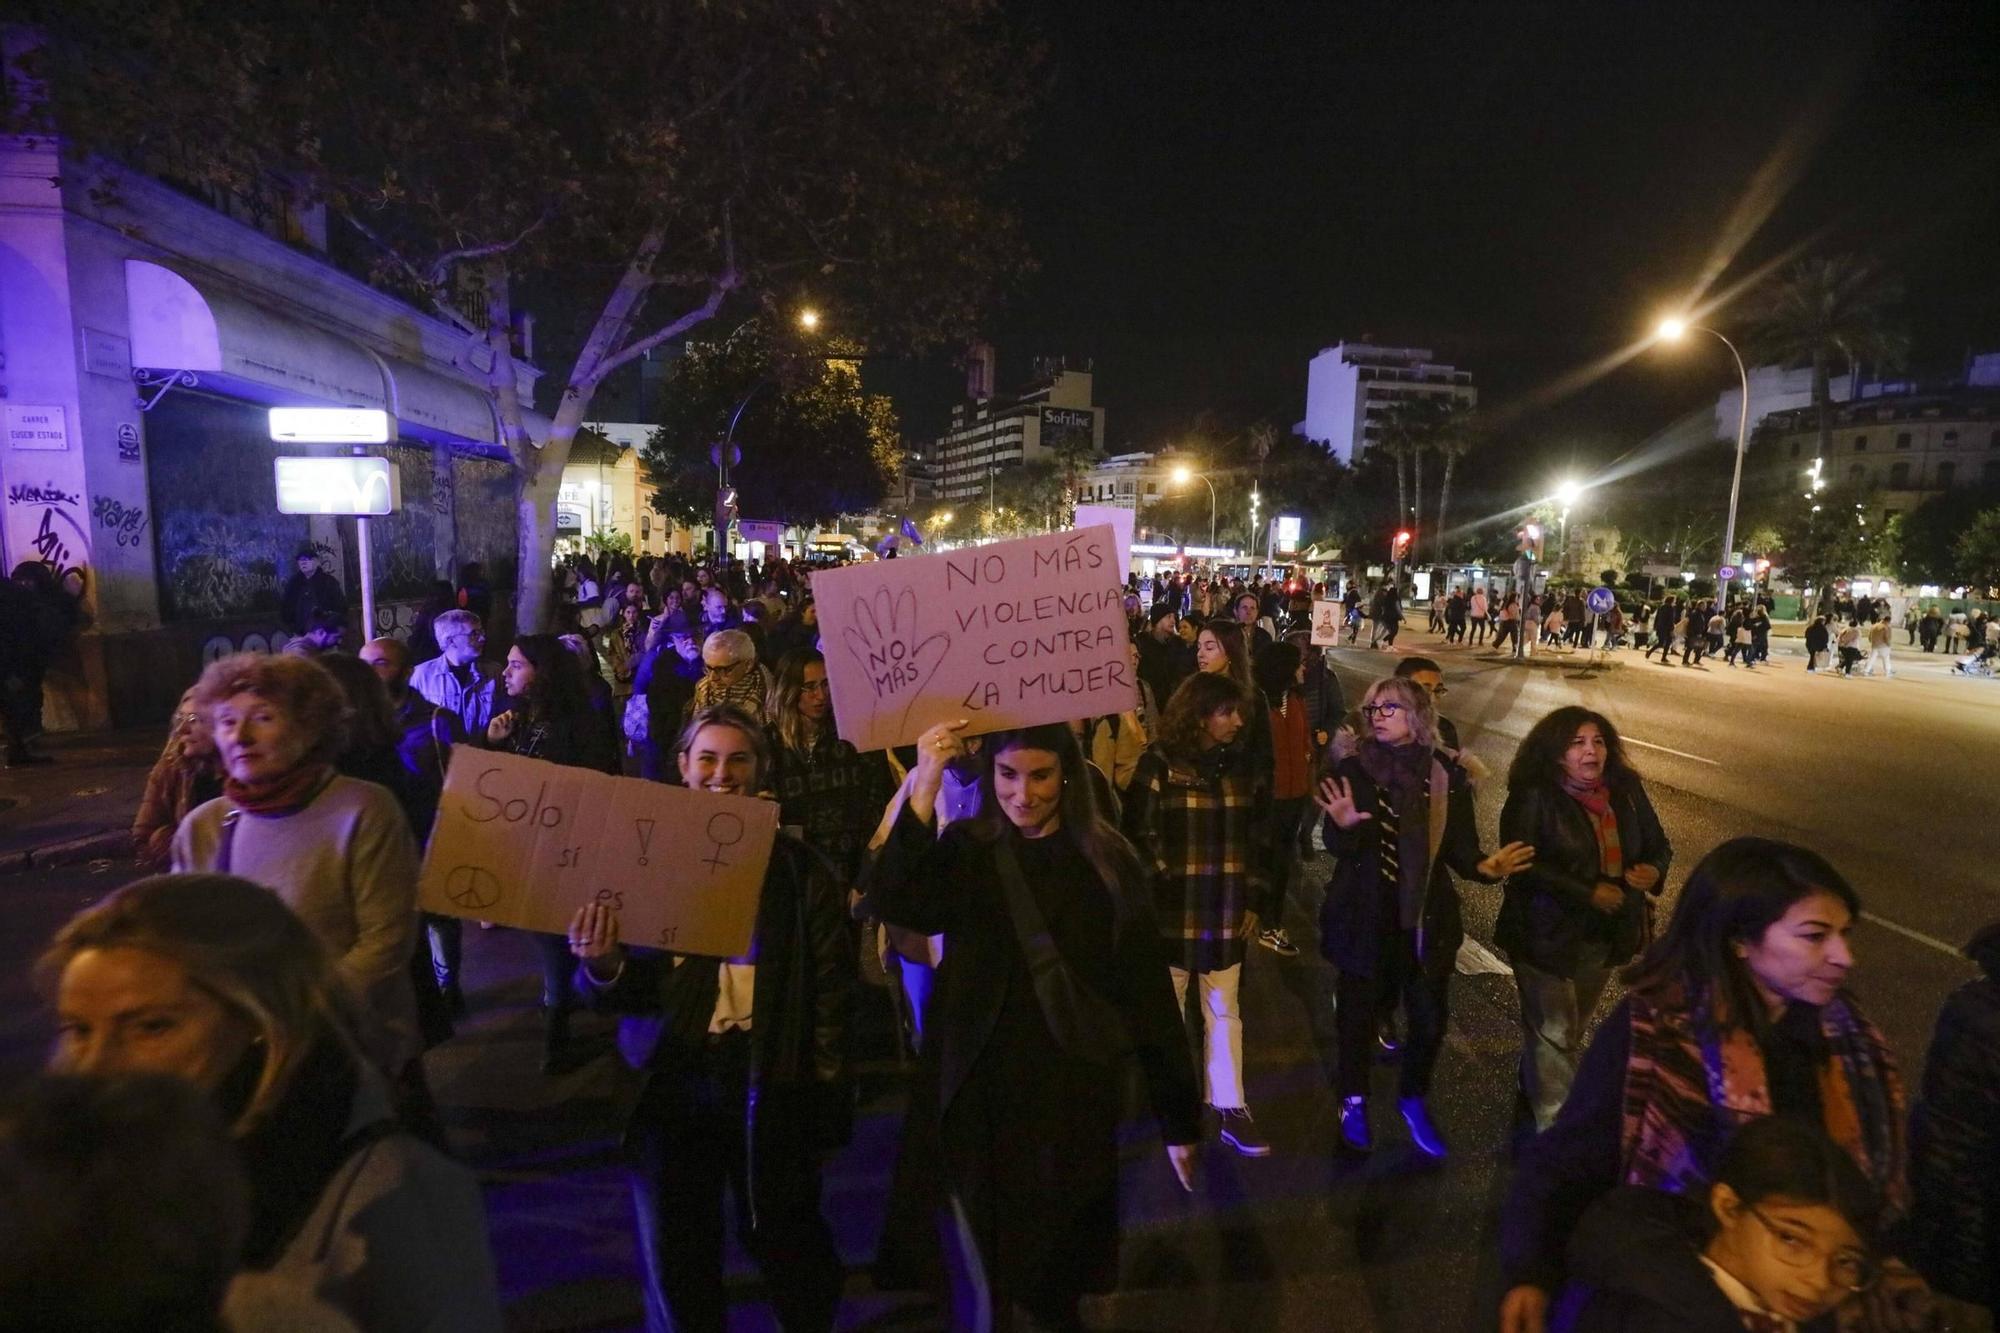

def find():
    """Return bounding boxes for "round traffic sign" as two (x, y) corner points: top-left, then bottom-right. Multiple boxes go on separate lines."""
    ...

(1586, 586), (1616, 615)
(1717, 565), (1737, 582)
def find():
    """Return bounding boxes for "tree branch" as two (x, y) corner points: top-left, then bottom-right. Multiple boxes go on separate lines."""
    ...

(425, 211), (552, 289)
(589, 210), (741, 385)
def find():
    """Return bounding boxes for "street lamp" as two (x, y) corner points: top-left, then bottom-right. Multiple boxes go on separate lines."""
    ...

(1554, 478), (1581, 573)
(797, 308), (820, 331)
(1655, 316), (1751, 599)
(1170, 464), (1218, 547)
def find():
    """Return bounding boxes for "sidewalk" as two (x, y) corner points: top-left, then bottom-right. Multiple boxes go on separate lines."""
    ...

(0, 726), (165, 874)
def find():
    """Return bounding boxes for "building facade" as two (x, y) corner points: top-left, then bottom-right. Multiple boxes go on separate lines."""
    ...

(931, 361), (1105, 500)
(1073, 450), (1180, 512)
(574, 422), (698, 557)
(1296, 342), (1475, 465)
(0, 135), (530, 729)
(1747, 354), (2000, 526)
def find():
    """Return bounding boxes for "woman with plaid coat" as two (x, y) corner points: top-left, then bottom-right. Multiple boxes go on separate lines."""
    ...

(1124, 670), (1274, 1158)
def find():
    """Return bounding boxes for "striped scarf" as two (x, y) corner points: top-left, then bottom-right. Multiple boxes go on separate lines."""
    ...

(1619, 991), (1908, 1219)
(1564, 780), (1622, 881)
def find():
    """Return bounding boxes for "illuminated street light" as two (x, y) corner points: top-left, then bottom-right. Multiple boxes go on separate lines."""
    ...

(1554, 479), (1582, 508)
(1172, 464), (1218, 546)
(797, 308), (821, 331)
(1652, 314), (1751, 598)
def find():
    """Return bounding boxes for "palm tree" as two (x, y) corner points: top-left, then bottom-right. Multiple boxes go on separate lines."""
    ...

(1429, 400), (1478, 562)
(1376, 403), (1427, 548)
(1746, 255), (1908, 468)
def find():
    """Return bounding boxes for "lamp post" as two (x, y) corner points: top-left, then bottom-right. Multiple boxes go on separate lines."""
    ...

(1656, 317), (1751, 600)
(1171, 464), (1218, 548)
(1554, 478), (1581, 576)
(712, 307), (827, 559)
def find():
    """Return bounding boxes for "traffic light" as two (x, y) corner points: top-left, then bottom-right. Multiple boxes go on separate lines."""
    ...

(1391, 529), (1413, 562)
(1518, 522), (1545, 562)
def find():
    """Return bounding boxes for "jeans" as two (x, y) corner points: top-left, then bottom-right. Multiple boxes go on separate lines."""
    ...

(1170, 963), (1245, 1109)
(900, 956), (936, 1050)
(1513, 957), (1614, 1131)
(1334, 933), (1448, 1099)
(1863, 644), (1894, 676)
(424, 912), (463, 989)
(628, 1038), (842, 1333)
(1258, 797), (1309, 924)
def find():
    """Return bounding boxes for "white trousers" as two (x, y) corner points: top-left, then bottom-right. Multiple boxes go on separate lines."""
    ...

(1170, 963), (1245, 1110)
(1864, 645), (1894, 676)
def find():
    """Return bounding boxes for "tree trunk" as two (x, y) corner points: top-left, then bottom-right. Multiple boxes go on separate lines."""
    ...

(1813, 348), (1831, 468)
(1412, 445), (1426, 558)
(1435, 450), (1458, 564)
(1394, 449), (1409, 547)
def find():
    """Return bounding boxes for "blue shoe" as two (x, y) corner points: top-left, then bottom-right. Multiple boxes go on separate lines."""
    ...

(1399, 1097), (1448, 1158)
(1339, 1096), (1372, 1152)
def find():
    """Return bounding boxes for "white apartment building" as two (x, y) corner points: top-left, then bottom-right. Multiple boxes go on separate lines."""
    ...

(1073, 450), (1181, 511)
(1296, 342), (1475, 465)
(932, 362), (1104, 500)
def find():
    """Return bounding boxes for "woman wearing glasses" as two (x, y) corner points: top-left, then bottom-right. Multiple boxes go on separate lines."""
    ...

(1499, 839), (1917, 1333)
(1554, 1115), (1882, 1331)
(1316, 677), (1534, 1156)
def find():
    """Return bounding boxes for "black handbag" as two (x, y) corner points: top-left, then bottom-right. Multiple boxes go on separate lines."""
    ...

(991, 832), (1133, 1066)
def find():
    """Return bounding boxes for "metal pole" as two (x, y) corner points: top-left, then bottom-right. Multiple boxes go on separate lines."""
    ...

(1702, 326), (1752, 603)
(1202, 474), (1217, 547)
(355, 515), (377, 641)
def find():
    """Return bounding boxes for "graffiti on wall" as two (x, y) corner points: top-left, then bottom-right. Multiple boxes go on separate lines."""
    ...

(4, 478), (91, 598)
(91, 495), (150, 547)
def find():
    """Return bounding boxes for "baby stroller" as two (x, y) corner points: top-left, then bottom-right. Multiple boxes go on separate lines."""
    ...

(1952, 647), (1996, 677)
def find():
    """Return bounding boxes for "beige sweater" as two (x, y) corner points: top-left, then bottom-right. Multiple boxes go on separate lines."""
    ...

(173, 776), (420, 1064)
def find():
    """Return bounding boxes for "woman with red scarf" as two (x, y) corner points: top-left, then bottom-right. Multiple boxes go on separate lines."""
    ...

(172, 652), (421, 1079)
(1498, 706), (1672, 1131)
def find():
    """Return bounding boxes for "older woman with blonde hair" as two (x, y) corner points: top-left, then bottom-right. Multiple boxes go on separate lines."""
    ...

(1315, 675), (1534, 1157)
(38, 872), (500, 1332)
(171, 652), (421, 1077)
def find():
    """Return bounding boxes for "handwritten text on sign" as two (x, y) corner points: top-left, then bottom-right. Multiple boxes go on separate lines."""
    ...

(811, 525), (1137, 751)
(417, 748), (777, 958)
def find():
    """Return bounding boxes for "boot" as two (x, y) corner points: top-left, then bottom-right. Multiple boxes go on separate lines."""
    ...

(1339, 1096), (1372, 1153)
(1399, 1096), (1448, 1159)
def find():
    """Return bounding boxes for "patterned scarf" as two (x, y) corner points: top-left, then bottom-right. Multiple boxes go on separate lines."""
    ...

(1619, 990), (1908, 1219)
(1360, 739), (1432, 932)
(224, 762), (335, 816)
(1563, 779), (1622, 881)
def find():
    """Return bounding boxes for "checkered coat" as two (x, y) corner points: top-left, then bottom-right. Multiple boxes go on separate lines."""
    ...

(1123, 743), (1269, 973)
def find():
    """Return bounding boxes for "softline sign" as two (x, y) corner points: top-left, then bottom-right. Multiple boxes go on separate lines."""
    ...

(268, 407), (393, 444)
(810, 525), (1136, 751)
(273, 456), (402, 516)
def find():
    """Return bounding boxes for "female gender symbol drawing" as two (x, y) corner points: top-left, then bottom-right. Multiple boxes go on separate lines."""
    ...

(703, 811), (746, 872)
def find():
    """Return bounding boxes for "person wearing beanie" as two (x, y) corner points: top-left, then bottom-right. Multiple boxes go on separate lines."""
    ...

(634, 608), (704, 780)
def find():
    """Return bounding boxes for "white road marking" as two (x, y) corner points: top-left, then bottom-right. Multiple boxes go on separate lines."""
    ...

(1621, 737), (1720, 766)
(1860, 910), (1966, 958)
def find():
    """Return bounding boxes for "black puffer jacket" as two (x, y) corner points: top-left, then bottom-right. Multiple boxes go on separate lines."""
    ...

(1551, 1187), (1750, 1333)
(1496, 775), (1671, 978)
(1907, 931), (2000, 1313)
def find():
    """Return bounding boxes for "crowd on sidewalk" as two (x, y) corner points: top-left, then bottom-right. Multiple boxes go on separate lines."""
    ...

(2, 557), (1996, 1333)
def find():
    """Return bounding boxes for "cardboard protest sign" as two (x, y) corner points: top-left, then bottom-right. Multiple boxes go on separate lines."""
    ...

(1310, 598), (1344, 646)
(811, 525), (1137, 751)
(417, 748), (777, 958)
(1073, 504), (1136, 581)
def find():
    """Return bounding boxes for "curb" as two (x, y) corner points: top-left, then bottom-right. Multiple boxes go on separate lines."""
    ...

(0, 828), (133, 876)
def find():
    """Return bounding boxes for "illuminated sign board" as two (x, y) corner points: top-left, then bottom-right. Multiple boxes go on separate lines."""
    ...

(273, 456), (402, 516)
(1272, 515), (1302, 552)
(268, 407), (393, 444)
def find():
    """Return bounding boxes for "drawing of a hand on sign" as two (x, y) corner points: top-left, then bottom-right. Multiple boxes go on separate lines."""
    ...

(842, 586), (950, 736)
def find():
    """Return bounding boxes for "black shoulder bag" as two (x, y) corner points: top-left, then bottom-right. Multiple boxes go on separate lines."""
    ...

(990, 833), (1133, 1066)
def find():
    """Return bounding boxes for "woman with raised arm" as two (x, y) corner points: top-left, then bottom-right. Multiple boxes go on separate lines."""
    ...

(865, 718), (1200, 1331)
(1316, 675), (1534, 1158)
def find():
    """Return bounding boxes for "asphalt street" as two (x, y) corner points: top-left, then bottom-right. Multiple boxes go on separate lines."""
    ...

(0, 625), (1989, 1331)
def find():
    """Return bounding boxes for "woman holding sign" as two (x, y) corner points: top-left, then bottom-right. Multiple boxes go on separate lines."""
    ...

(865, 718), (1200, 1332)
(567, 705), (854, 1333)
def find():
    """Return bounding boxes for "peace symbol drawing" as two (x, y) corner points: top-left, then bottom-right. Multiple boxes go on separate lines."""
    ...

(444, 865), (503, 911)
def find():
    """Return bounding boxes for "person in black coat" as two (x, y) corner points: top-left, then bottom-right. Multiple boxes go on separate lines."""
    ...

(1907, 919), (2000, 1318)
(1803, 615), (1831, 672)
(1138, 602), (1195, 711)
(568, 705), (854, 1333)
(1498, 706), (1671, 1131)
(865, 718), (1200, 1331)
(489, 634), (617, 1071)
(1553, 1117), (1883, 1332)
(278, 545), (347, 637)
(1315, 676), (1533, 1157)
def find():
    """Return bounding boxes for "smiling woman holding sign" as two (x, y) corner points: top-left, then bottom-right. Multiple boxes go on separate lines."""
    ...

(565, 705), (855, 1333)
(863, 717), (1200, 1331)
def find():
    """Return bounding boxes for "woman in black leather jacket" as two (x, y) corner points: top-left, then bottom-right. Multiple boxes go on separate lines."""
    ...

(1497, 706), (1671, 1131)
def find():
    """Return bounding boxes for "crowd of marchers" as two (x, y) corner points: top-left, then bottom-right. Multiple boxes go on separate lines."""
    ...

(2, 553), (1996, 1333)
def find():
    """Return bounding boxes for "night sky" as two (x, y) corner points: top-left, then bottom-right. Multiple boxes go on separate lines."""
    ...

(937, 1), (2000, 480)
